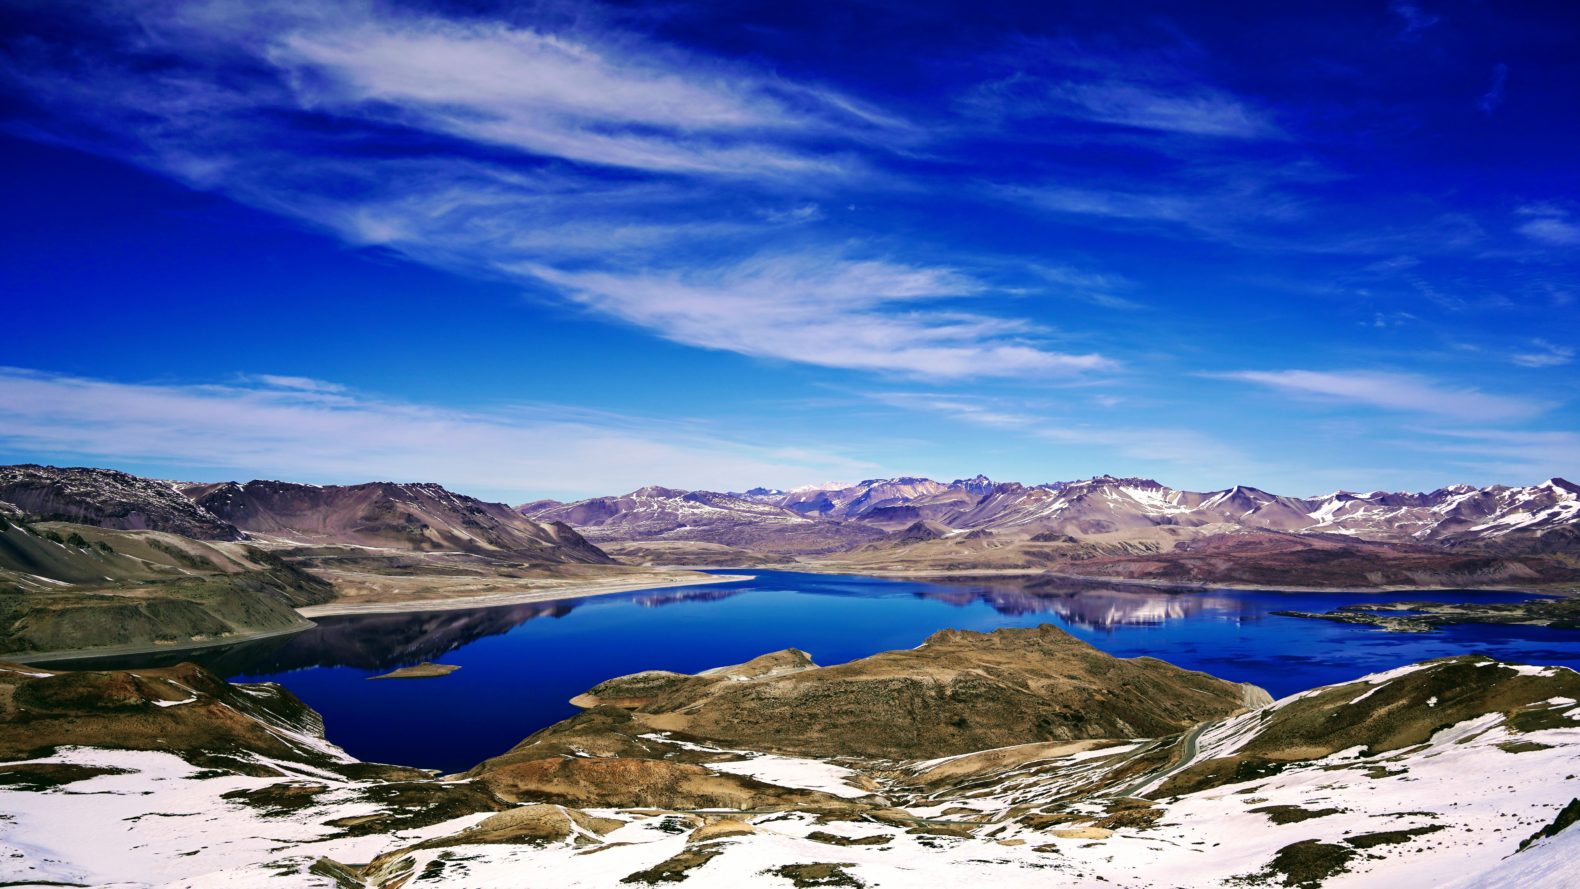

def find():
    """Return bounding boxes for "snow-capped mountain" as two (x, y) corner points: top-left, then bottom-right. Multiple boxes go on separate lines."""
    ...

(522, 486), (884, 554)
(1308, 478), (1580, 544)
(537, 474), (1580, 552)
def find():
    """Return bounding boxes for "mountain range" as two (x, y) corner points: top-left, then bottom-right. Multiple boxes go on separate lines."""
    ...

(528, 473), (1580, 549)
(3, 463), (1579, 660)
(523, 474), (1580, 587)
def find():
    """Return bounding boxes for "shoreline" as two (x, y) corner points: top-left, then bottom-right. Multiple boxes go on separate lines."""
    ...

(4, 619), (317, 666)
(6, 566), (1568, 666)
(4, 573), (755, 665)
(295, 572), (754, 617)
(789, 563), (1577, 597)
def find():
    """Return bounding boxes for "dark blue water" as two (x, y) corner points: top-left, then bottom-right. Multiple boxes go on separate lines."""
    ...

(63, 570), (1580, 772)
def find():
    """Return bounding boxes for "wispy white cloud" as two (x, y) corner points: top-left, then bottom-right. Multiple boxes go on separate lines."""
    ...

(243, 374), (348, 393)
(1401, 427), (1579, 482)
(1052, 81), (1280, 139)
(1368, 311), (1417, 328)
(1213, 369), (1549, 421)
(4, 1), (1108, 384)
(0, 368), (877, 500)
(996, 176), (1318, 249)
(1516, 203), (1580, 247)
(519, 255), (1116, 379)
(865, 391), (1252, 473)
(1389, 1), (1441, 37)
(1001, 184), (1203, 225)
(270, 16), (889, 177)
(962, 49), (1281, 140)
(1024, 265), (1143, 310)
(758, 203), (825, 224)
(1511, 339), (1575, 368)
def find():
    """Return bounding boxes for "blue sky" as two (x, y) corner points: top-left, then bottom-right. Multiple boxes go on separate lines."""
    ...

(0, 0), (1576, 502)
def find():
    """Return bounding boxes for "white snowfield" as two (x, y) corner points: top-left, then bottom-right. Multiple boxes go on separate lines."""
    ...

(0, 747), (490, 888)
(3, 664), (1580, 888)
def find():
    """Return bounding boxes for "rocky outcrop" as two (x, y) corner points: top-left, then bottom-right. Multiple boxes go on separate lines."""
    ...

(0, 464), (241, 540)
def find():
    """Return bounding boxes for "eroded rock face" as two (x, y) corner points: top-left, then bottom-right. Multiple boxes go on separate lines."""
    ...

(0, 465), (241, 540)
(519, 624), (1265, 761)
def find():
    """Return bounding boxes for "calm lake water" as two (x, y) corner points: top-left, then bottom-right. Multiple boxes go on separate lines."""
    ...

(58, 570), (1580, 773)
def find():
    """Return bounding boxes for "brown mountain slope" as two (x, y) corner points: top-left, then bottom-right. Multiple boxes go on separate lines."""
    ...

(187, 479), (612, 562)
(0, 517), (337, 657)
(0, 464), (240, 540)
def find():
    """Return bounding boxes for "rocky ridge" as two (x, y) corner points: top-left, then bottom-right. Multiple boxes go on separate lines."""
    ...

(523, 486), (883, 555)
(187, 479), (612, 562)
(0, 464), (241, 540)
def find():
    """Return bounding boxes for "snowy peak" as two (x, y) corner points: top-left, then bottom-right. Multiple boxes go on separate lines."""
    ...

(524, 485), (885, 554)
(566, 473), (1580, 551)
(949, 474), (997, 495)
(1544, 477), (1580, 496)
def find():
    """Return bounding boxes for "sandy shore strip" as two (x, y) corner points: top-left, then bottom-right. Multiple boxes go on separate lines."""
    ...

(4, 619), (317, 666)
(296, 572), (755, 617)
(5, 573), (754, 665)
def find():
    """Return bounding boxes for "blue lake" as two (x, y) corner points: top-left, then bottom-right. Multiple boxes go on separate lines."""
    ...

(68, 570), (1580, 773)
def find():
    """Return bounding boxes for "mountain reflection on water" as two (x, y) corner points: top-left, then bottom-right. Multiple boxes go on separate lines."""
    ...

(64, 576), (1232, 676)
(912, 583), (1244, 630)
(68, 585), (755, 676)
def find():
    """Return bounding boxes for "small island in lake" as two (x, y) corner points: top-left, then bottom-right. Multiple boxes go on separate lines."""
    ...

(369, 662), (461, 680)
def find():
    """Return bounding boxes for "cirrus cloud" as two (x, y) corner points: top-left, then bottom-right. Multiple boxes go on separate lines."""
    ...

(520, 255), (1116, 380)
(1213, 369), (1549, 421)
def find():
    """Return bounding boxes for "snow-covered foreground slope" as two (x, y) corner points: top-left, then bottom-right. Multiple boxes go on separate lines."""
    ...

(0, 747), (490, 888)
(3, 657), (1579, 888)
